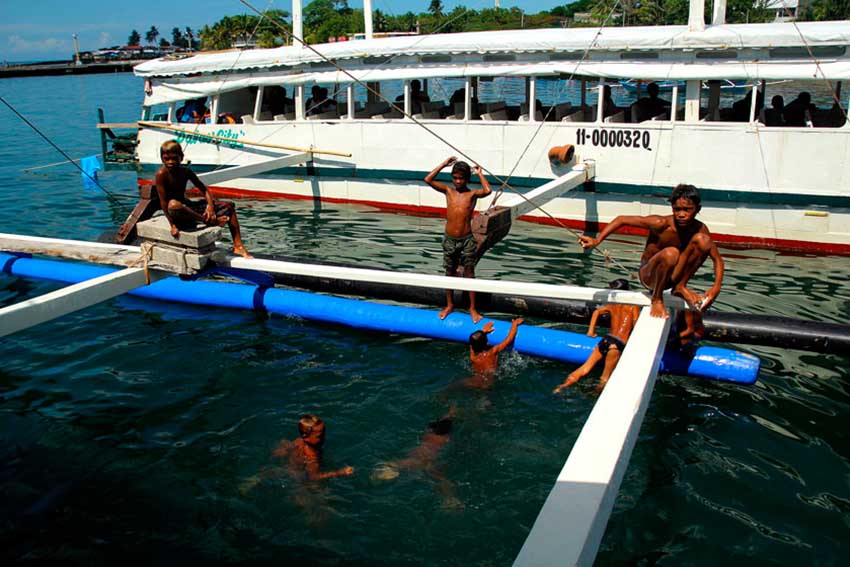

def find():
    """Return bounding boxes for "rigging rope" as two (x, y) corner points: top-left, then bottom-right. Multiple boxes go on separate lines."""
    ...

(0, 95), (132, 214)
(237, 0), (635, 278)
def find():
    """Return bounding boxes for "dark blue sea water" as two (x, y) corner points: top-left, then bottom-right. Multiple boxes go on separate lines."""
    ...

(0, 73), (849, 566)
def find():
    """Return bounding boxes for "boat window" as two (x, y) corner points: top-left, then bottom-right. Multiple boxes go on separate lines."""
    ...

(420, 55), (451, 64)
(478, 76), (523, 120)
(769, 46), (846, 58)
(305, 83), (344, 119)
(482, 53), (516, 63)
(258, 86), (295, 121)
(351, 80), (403, 119)
(549, 53), (583, 61)
(173, 97), (210, 124)
(426, 77), (466, 119)
(536, 76), (595, 122)
(620, 52), (658, 60)
(144, 103), (171, 122)
(217, 88), (254, 124)
(363, 56), (393, 65)
(695, 50), (738, 59)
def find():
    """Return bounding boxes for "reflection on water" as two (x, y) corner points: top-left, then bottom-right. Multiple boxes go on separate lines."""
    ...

(0, 73), (849, 566)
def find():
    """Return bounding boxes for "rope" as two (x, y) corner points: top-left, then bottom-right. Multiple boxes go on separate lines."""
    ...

(0, 96), (132, 214)
(237, 0), (635, 279)
(127, 241), (156, 285)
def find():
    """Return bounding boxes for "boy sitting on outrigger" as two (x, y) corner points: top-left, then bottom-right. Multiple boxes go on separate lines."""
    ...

(155, 140), (251, 258)
(425, 156), (492, 323)
(578, 184), (724, 343)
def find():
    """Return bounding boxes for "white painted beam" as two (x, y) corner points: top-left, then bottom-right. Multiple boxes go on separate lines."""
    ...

(499, 162), (595, 220)
(0, 267), (166, 337)
(1, 232), (686, 310)
(0, 233), (140, 266)
(513, 307), (671, 567)
(197, 152), (311, 186)
(214, 251), (686, 310)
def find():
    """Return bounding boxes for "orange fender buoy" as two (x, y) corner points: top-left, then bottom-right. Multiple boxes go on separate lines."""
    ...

(548, 144), (575, 165)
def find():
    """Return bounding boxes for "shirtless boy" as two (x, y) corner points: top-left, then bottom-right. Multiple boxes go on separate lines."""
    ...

(271, 414), (354, 482)
(425, 156), (492, 323)
(578, 184), (723, 337)
(553, 279), (640, 395)
(155, 140), (251, 258)
(465, 318), (523, 389)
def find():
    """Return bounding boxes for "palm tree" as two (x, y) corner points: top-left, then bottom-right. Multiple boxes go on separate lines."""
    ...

(145, 26), (159, 46)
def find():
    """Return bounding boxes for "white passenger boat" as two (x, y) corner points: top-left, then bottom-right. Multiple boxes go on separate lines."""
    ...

(128, 3), (850, 255)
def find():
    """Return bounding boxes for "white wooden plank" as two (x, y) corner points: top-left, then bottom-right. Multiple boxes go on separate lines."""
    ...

(500, 162), (594, 219)
(215, 252), (686, 310)
(0, 267), (166, 337)
(513, 307), (671, 567)
(1, 232), (687, 310)
(197, 152), (311, 185)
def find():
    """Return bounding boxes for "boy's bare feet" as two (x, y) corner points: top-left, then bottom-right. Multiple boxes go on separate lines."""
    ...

(650, 298), (668, 319)
(439, 305), (454, 319)
(470, 309), (483, 324)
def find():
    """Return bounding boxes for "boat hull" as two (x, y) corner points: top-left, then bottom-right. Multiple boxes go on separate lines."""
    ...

(134, 118), (850, 255)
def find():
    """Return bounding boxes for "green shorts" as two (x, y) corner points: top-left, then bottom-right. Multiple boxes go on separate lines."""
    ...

(443, 233), (477, 272)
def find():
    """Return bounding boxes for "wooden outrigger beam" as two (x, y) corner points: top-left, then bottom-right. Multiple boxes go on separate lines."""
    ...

(114, 152), (313, 244)
(473, 161), (595, 256)
(137, 121), (353, 157)
(0, 267), (166, 338)
(513, 308), (671, 567)
(501, 160), (595, 220)
(196, 152), (312, 185)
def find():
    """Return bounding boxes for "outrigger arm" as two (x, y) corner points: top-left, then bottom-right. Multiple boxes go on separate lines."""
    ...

(114, 151), (312, 244)
(473, 160), (595, 256)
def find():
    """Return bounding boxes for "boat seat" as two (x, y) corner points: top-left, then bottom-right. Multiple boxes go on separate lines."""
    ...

(307, 110), (339, 120)
(481, 109), (509, 121)
(482, 101), (507, 113)
(561, 109), (586, 122)
(241, 115), (256, 124)
(604, 111), (626, 123)
(422, 101), (445, 114)
(650, 112), (668, 121)
(519, 111), (544, 122)
(554, 102), (573, 121)
(273, 113), (295, 121)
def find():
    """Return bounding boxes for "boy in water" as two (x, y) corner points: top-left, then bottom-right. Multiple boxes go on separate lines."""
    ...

(371, 409), (461, 508)
(578, 184), (723, 340)
(425, 156), (492, 323)
(553, 279), (640, 395)
(465, 318), (523, 389)
(155, 140), (251, 258)
(271, 414), (354, 482)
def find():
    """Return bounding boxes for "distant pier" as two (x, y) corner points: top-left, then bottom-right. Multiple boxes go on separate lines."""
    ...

(0, 60), (144, 79)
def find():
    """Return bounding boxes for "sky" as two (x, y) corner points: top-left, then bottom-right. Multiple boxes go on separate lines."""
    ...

(1, 0), (572, 63)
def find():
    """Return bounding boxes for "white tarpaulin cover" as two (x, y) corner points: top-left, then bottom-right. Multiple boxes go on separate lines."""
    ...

(135, 21), (850, 105)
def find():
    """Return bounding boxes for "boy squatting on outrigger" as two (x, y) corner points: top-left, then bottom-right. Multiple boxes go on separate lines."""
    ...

(578, 184), (724, 344)
(424, 156), (492, 323)
(155, 140), (252, 258)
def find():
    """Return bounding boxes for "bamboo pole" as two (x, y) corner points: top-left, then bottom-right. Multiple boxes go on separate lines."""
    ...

(137, 121), (353, 157)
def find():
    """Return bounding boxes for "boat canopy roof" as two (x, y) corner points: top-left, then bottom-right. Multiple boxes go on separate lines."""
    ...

(136, 21), (850, 105)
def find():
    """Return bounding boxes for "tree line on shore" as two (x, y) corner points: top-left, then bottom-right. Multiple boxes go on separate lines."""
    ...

(125, 0), (850, 52)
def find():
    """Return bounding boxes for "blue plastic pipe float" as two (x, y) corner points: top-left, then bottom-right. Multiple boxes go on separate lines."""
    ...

(0, 253), (760, 385)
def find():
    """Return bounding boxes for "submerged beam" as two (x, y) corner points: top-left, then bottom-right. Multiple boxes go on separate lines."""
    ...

(197, 152), (312, 186)
(0, 267), (165, 337)
(513, 308), (671, 567)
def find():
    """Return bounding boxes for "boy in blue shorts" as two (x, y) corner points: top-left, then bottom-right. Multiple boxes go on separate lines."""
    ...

(425, 156), (492, 323)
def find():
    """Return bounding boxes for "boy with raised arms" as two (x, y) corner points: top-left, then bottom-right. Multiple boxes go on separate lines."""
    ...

(425, 156), (492, 323)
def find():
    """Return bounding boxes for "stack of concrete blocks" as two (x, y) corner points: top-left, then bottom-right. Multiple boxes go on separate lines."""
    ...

(135, 216), (221, 275)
